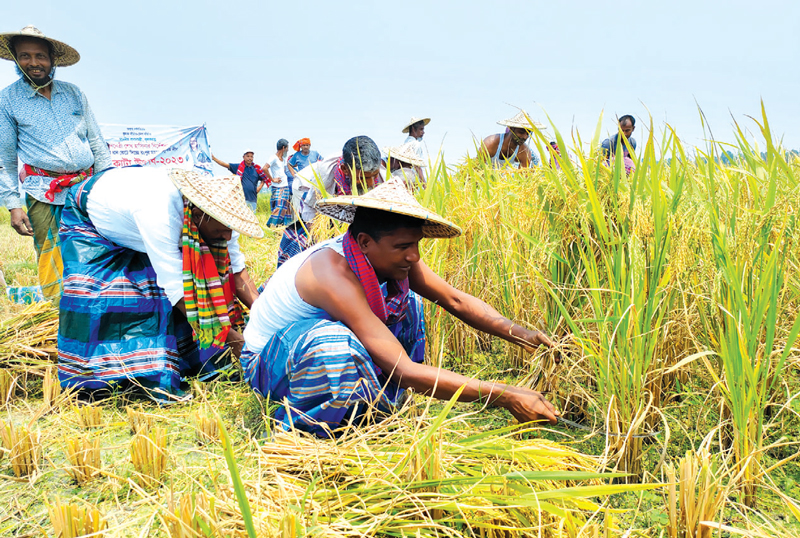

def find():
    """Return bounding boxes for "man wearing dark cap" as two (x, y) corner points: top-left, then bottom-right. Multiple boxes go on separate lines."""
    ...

(0, 25), (112, 304)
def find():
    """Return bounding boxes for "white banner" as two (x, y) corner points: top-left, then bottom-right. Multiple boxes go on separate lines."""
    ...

(101, 124), (213, 175)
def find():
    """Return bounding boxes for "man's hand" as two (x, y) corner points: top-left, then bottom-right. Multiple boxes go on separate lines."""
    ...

(10, 208), (33, 236)
(226, 328), (245, 358)
(502, 386), (559, 425)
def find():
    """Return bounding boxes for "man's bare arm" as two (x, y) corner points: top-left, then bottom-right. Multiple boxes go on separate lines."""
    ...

(296, 250), (558, 423)
(212, 155), (230, 170)
(233, 268), (259, 310)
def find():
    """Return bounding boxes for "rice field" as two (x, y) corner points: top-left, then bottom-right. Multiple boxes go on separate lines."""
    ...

(1, 110), (799, 536)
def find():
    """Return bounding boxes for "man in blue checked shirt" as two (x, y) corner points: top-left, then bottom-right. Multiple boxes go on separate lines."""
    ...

(0, 25), (111, 304)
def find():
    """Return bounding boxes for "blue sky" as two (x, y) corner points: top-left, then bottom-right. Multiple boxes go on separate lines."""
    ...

(2, 0), (798, 165)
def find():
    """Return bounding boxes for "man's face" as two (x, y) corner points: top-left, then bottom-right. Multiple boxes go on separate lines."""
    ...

(243, 152), (254, 166)
(342, 163), (381, 193)
(410, 123), (425, 139)
(190, 138), (198, 151)
(14, 39), (52, 87)
(509, 127), (530, 144)
(300, 144), (310, 155)
(620, 120), (635, 139)
(192, 207), (233, 243)
(360, 227), (424, 281)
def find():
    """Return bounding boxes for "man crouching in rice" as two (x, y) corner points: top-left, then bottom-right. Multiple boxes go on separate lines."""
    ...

(57, 167), (262, 402)
(241, 178), (558, 437)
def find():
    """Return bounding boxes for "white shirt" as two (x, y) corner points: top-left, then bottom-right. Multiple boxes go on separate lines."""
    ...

(266, 153), (287, 186)
(404, 135), (426, 162)
(243, 234), (345, 355)
(86, 167), (246, 306)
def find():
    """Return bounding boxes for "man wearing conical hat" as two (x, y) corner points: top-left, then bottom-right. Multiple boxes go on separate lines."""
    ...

(242, 178), (558, 437)
(0, 26), (112, 304)
(278, 135), (385, 267)
(479, 110), (543, 168)
(57, 167), (263, 402)
(402, 117), (429, 183)
(383, 142), (426, 189)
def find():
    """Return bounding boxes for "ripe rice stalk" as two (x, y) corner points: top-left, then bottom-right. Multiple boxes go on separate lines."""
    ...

(65, 435), (102, 485)
(130, 426), (168, 488)
(0, 420), (40, 477)
(195, 406), (219, 445)
(0, 300), (59, 365)
(126, 405), (155, 434)
(164, 490), (218, 538)
(74, 404), (104, 429)
(42, 364), (63, 410)
(48, 498), (107, 538)
(0, 368), (17, 404)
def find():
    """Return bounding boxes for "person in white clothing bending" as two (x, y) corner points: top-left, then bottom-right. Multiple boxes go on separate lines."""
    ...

(57, 166), (262, 402)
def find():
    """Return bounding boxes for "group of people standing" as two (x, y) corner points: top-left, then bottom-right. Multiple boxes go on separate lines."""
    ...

(0, 25), (639, 437)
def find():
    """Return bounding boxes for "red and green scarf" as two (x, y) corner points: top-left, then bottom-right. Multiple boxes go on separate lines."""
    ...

(181, 203), (243, 349)
(342, 230), (409, 325)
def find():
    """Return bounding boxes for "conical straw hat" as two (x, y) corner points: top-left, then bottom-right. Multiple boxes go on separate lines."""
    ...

(0, 25), (80, 66)
(169, 169), (264, 239)
(382, 143), (424, 167)
(401, 116), (431, 134)
(497, 110), (546, 130)
(316, 177), (461, 239)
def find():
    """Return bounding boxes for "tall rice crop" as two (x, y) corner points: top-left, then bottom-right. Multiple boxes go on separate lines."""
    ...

(694, 104), (800, 507)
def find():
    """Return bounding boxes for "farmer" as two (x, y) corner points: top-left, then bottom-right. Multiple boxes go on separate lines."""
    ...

(277, 135), (384, 267)
(0, 26), (112, 304)
(212, 151), (269, 212)
(263, 138), (293, 227)
(57, 167), (262, 401)
(384, 142), (426, 188)
(479, 111), (543, 168)
(600, 115), (636, 159)
(286, 137), (323, 188)
(241, 178), (559, 437)
(401, 117), (429, 182)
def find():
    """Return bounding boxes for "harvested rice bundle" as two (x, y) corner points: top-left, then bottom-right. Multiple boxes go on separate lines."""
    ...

(0, 420), (40, 477)
(74, 404), (104, 429)
(0, 368), (16, 404)
(126, 405), (155, 434)
(0, 301), (58, 364)
(65, 435), (102, 485)
(130, 426), (168, 488)
(195, 406), (219, 445)
(48, 498), (107, 538)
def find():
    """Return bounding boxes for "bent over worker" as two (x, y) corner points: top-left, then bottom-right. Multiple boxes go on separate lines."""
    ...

(57, 167), (262, 402)
(241, 178), (558, 437)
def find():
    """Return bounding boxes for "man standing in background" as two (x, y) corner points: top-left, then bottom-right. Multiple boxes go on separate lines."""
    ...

(212, 150), (269, 212)
(287, 138), (322, 190)
(600, 115), (637, 159)
(264, 139), (293, 227)
(0, 26), (112, 304)
(401, 117), (429, 183)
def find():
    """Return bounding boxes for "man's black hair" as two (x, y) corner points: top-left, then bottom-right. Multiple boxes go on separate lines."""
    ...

(410, 120), (425, 132)
(342, 136), (380, 172)
(619, 114), (635, 127)
(349, 207), (425, 242)
(10, 35), (54, 60)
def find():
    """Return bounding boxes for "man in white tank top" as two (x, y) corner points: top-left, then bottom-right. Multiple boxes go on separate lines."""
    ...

(479, 110), (544, 168)
(242, 178), (559, 437)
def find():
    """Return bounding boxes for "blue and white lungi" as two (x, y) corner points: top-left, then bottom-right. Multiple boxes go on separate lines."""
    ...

(240, 292), (426, 437)
(266, 186), (293, 227)
(57, 173), (230, 401)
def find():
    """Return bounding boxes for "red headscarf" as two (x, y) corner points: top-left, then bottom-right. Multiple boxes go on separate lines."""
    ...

(293, 138), (311, 152)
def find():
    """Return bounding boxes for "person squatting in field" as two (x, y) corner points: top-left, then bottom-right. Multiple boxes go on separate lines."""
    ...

(57, 167), (262, 402)
(277, 135), (386, 268)
(0, 25), (112, 305)
(479, 110), (543, 168)
(241, 178), (559, 438)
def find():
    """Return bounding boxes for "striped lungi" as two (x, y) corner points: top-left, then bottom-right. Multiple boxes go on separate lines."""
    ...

(266, 186), (294, 227)
(239, 292), (426, 437)
(276, 222), (310, 268)
(26, 196), (64, 304)
(57, 172), (230, 401)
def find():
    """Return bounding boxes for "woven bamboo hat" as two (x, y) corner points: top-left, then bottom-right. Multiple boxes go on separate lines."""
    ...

(383, 143), (424, 167)
(169, 169), (264, 239)
(401, 116), (431, 134)
(497, 110), (546, 130)
(0, 25), (80, 67)
(316, 177), (461, 239)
